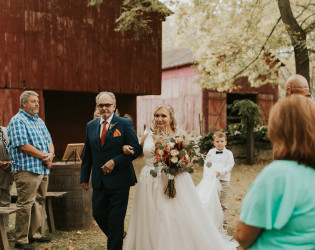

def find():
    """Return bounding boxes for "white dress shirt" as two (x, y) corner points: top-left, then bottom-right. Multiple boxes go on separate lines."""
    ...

(203, 147), (234, 181)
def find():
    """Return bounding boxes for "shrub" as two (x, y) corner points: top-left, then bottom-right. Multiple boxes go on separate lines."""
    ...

(200, 124), (270, 152)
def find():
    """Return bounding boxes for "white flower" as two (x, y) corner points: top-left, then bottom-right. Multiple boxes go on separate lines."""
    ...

(170, 149), (179, 157)
(171, 156), (178, 164)
(158, 149), (164, 156)
(167, 142), (175, 148)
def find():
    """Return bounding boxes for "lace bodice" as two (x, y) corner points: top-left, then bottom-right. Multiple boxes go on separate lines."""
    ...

(143, 132), (155, 165)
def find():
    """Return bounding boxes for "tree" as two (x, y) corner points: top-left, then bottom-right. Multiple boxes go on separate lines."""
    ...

(173, 0), (315, 90)
(277, 0), (314, 83)
(88, 0), (315, 89)
(230, 100), (262, 164)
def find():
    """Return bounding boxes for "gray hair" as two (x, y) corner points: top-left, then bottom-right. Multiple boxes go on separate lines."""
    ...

(95, 92), (116, 104)
(20, 91), (39, 108)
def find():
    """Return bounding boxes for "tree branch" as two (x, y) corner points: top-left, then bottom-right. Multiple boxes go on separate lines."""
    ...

(305, 20), (315, 33)
(228, 17), (281, 80)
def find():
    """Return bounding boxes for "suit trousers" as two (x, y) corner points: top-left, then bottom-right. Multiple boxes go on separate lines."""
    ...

(219, 180), (230, 226)
(92, 185), (130, 250)
(13, 171), (48, 244)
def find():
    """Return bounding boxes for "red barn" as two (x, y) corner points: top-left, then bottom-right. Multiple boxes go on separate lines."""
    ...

(0, 0), (162, 157)
(137, 48), (279, 135)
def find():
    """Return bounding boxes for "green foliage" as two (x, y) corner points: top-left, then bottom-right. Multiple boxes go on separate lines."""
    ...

(116, 0), (173, 39)
(199, 130), (214, 153)
(169, 0), (315, 89)
(200, 124), (270, 153)
(89, 0), (173, 40)
(230, 99), (262, 129)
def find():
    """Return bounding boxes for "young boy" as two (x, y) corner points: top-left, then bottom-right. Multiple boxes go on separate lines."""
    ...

(204, 131), (234, 230)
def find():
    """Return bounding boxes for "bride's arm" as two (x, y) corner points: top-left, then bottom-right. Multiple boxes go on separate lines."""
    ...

(122, 132), (149, 158)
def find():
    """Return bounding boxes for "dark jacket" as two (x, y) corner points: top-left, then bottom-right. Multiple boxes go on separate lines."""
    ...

(80, 114), (142, 189)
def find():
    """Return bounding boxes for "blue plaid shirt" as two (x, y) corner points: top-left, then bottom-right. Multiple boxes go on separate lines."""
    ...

(7, 109), (52, 175)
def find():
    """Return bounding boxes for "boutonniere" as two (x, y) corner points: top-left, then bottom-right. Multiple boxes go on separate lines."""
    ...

(109, 122), (118, 131)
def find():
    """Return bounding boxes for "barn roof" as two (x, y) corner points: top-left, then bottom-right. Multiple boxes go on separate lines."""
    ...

(162, 48), (195, 70)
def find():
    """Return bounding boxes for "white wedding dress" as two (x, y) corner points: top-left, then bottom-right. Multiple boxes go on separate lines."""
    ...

(124, 132), (237, 250)
(196, 165), (224, 230)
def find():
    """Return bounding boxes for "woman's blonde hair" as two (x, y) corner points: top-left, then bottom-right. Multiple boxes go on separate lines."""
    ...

(152, 104), (177, 132)
(268, 95), (315, 168)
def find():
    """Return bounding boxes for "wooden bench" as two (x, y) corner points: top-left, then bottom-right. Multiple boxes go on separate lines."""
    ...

(10, 191), (67, 233)
(0, 207), (21, 250)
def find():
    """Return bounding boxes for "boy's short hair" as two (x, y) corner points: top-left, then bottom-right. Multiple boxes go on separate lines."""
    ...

(212, 131), (227, 141)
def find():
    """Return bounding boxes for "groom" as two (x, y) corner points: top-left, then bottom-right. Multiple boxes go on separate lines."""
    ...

(80, 92), (142, 250)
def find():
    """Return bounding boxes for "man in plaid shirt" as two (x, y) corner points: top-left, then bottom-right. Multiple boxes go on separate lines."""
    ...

(7, 90), (54, 250)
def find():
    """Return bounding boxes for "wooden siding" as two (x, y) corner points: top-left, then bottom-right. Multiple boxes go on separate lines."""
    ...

(257, 94), (274, 123)
(0, 89), (45, 126)
(0, 0), (162, 95)
(203, 92), (226, 132)
(138, 65), (278, 135)
(137, 67), (202, 135)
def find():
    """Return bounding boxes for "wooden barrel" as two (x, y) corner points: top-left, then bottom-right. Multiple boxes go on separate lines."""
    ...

(48, 162), (93, 231)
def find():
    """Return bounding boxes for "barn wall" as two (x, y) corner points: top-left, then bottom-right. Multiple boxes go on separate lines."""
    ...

(0, 89), (45, 126)
(0, 0), (163, 155)
(0, 0), (162, 95)
(137, 66), (202, 136)
(203, 77), (278, 132)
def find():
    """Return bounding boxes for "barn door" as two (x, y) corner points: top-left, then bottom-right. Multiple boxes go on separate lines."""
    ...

(203, 91), (226, 133)
(257, 94), (274, 124)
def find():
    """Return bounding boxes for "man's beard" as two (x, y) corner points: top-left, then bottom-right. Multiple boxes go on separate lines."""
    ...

(26, 106), (39, 116)
(101, 112), (110, 119)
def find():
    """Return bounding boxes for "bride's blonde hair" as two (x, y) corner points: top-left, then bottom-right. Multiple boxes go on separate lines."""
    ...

(152, 104), (177, 132)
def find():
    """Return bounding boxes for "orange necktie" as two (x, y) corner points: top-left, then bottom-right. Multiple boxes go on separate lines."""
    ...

(100, 121), (107, 146)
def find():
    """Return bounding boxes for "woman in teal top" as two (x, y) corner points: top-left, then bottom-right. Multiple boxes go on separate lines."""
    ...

(235, 95), (315, 249)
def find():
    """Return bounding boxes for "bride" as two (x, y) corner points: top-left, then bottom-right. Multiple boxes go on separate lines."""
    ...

(123, 104), (235, 250)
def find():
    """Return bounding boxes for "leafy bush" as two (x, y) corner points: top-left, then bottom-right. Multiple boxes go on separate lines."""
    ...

(200, 124), (270, 152)
(229, 99), (262, 130)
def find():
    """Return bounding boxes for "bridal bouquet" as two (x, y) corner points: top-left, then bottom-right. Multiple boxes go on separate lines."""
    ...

(150, 132), (203, 199)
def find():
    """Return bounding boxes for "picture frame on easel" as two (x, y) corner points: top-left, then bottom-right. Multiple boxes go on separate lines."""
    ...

(62, 143), (84, 163)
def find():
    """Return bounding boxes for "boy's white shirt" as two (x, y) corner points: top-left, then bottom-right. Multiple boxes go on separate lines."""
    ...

(203, 147), (234, 181)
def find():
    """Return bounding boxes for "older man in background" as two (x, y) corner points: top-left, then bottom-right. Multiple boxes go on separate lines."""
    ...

(285, 74), (314, 99)
(7, 90), (54, 250)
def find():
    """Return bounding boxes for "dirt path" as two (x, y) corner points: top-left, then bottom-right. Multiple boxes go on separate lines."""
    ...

(8, 159), (270, 249)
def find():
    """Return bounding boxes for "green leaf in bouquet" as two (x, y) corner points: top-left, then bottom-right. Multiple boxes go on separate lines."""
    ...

(169, 168), (176, 175)
(179, 150), (186, 156)
(184, 166), (194, 173)
(150, 169), (157, 177)
(153, 162), (159, 168)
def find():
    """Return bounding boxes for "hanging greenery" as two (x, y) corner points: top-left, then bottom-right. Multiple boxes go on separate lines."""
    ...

(230, 99), (262, 130)
(89, 0), (173, 39)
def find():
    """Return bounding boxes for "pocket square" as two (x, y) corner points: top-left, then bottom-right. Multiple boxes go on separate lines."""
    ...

(113, 129), (121, 137)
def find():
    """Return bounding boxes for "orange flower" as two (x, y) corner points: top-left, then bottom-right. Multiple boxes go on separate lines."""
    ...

(155, 155), (161, 162)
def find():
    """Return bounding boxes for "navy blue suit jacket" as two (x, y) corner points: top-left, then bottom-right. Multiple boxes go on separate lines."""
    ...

(80, 114), (142, 189)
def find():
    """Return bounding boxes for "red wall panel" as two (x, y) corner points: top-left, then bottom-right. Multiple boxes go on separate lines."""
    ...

(0, 0), (162, 95)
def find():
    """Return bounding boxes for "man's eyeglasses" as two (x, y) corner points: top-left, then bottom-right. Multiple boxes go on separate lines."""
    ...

(97, 103), (113, 109)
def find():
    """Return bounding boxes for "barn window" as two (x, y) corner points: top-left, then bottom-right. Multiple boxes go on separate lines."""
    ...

(226, 93), (257, 125)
